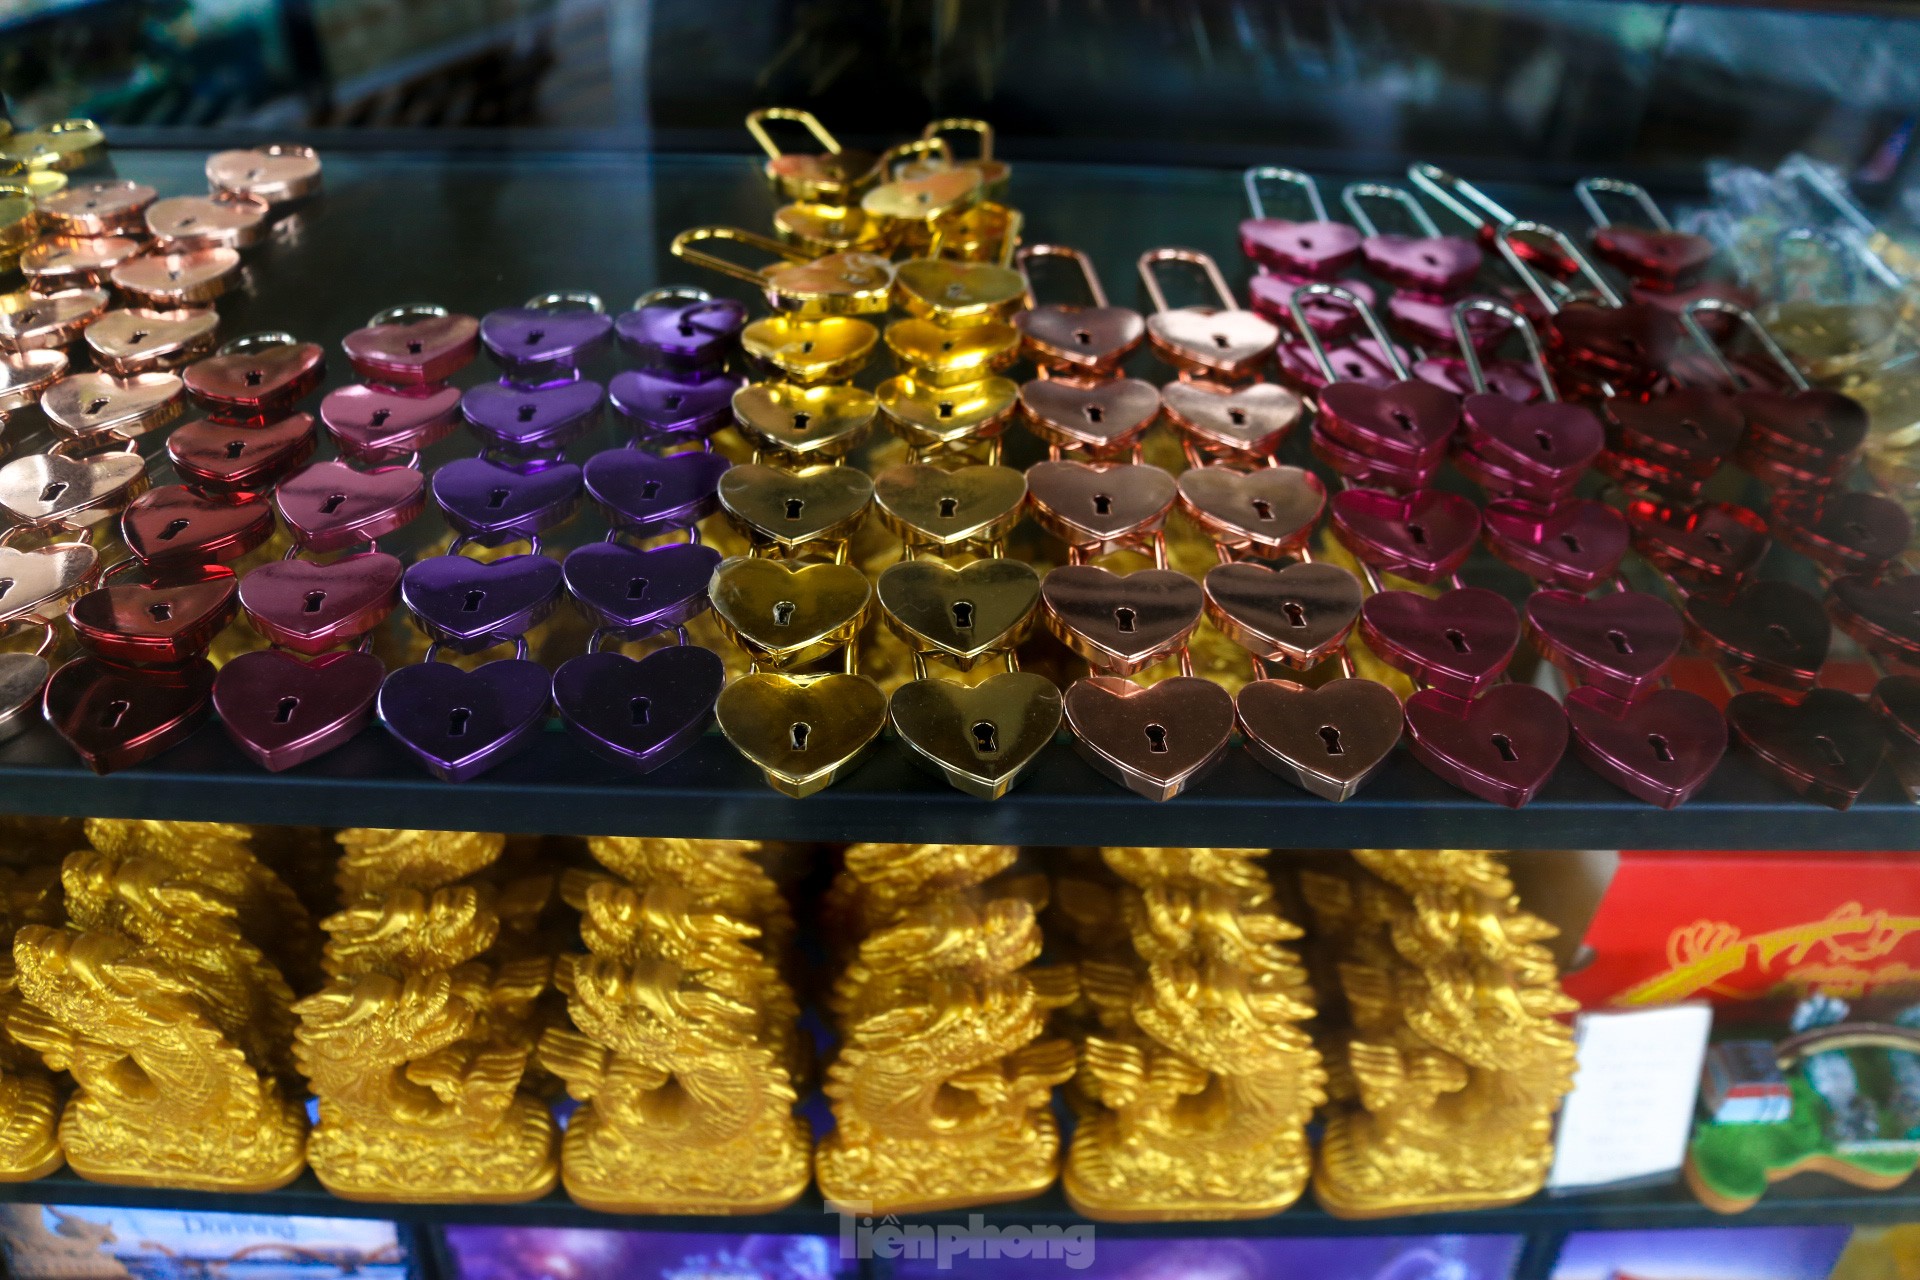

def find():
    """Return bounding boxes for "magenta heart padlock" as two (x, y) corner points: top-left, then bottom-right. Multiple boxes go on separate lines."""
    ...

(1481, 498), (1628, 592)
(461, 376), (606, 456)
(275, 458), (425, 552)
(213, 648), (385, 772)
(1238, 167), (1364, 279)
(1577, 178), (1715, 289)
(320, 383), (462, 463)
(1565, 685), (1727, 809)
(340, 304), (480, 386)
(1330, 487), (1481, 584)
(1342, 182), (1483, 295)
(1414, 354), (1543, 403)
(615, 287), (748, 374)
(1526, 588), (1684, 702)
(1449, 299), (1603, 493)
(1386, 291), (1512, 352)
(1772, 489), (1912, 575)
(1311, 431), (1438, 492)
(1360, 586), (1520, 698)
(1626, 498), (1771, 591)
(239, 548), (404, 654)
(1249, 273), (1372, 339)
(480, 292), (614, 384)
(1404, 682), (1569, 807)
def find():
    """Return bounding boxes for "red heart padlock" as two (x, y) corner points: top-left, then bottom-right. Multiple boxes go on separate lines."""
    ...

(340, 306), (479, 385)
(1626, 498), (1770, 591)
(275, 460), (425, 552)
(1404, 682), (1569, 807)
(167, 413), (319, 495)
(1575, 178), (1714, 289)
(1685, 580), (1831, 690)
(1772, 490), (1912, 575)
(1359, 586), (1519, 699)
(1727, 688), (1887, 810)
(1330, 487), (1481, 584)
(122, 486), (276, 567)
(1526, 589), (1683, 703)
(68, 565), (238, 665)
(1826, 574), (1920, 664)
(1566, 685), (1726, 809)
(1481, 498), (1628, 592)
(239, 551), (404, 654)
(43, 653), (216, 774)
(1734, 388), (1867, 468)
(181, 334), (326, 420)
(1603, 390), (1746, 479)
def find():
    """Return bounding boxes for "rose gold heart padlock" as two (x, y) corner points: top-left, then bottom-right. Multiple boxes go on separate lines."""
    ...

(41, 370), (186, 442)
(145, 192), (272, 250)
(1012, 245), (1143, 375)
(38, 180), (157, 237)
(85, 308), (220, 375)
(20, 237), (145, 290)
(0, 436), (149, 532)
(0, 286), (108, 352)
(205, 144), (323, 205)
(1138, 247), (1279, 380)
(110, 246), (242, 308)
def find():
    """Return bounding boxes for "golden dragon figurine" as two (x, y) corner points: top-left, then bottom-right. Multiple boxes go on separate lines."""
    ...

(816, 843), (1077, 1214)
(538, 838), (811, 1214)
(0, 859), (65, 1181)
(292, 828), (558, 1203)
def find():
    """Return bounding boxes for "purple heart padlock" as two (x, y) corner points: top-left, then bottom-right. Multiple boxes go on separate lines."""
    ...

(461, 377), (606, 455)
(377, 645), (550, 782)
(553, 640), (726, 773)
(584, 446), (730, 534)
(480, 298), (614, 383)
(401, 546), (565, 651)
(608, 368), (742, 440)
(431, 456), (583, 543)
(615, 291), (748, 373)
(563, 539), (722, 636)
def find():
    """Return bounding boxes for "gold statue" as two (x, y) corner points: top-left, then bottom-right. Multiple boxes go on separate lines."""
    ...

(10, 823), (308, 1191)
(538, 838), (810, 1214)
(1303, 848), (1578, 1218)
(0, 865), (64, 1180)
(292, 828), (558, 1203)
(816, 843), (1077, 1214)
(1064, 847), (1324, 1221)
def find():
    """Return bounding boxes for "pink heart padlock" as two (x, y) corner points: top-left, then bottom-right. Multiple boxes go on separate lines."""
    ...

(1330, 487), (1481, 584)
(1481, 498), (1628, 592)
(1359, 586), (1520, 699)
(274, 460), (424, 552)
(1404, 683), (1569, 807)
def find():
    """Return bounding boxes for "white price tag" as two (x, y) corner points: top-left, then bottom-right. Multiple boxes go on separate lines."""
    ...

(1547, 1002), (1713, 1192)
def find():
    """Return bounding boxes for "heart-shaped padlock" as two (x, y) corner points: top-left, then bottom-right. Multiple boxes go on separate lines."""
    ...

(341, 306), (480, 386)
(615, 289), (748, 372)
(585, 446), (730, 535)
(1025, 460), (1176, 551)
(672, 226), (895, 316)
(876, 374), (1019, 450)
(553, 639), (726, 774)
(1727, 688), (1886, 810)
(1626, 498), (1770, 591)
(1311, 430), (1442, 493)
(2, 117), (106, 171)
(1248, 270), (1374, 337)
(1404, 682), (1568, 807)
(877, 558), (1040, 665)
(461, 377), (606, 455)
(1452, 443), (1580, 505)
(1018, 377), (1161, 456)
(563, 539), (722, 638)
(1041, 565), (1204, 675)
(1734, 387), (1868, 468)
(1138, 248), (1279, 379)
(69, 565), (237, 665)
(167, 414), (318, 495)
(44, 654), (216, 774)
(1874, 676), (1920, 756)
(0, 540), (99, 624)
(21, 237), (144, 291)
(1548, 301), (1683, 387)
(239, 551), (403, 653)
(0, 619), (57, 745)
(432, 456), (583, 543)
(609, 369), (742, 440)
(873, 463), (1026, 549)
(0, 286), (109, 352)
(480, 294), (614, 383)
(1330, 487), (1481, 584)
(1342, 182), (1484, 293)
(889, 669), (1063, 801)
(1685, 580), (1830, 689)
(731, 381), (876, 457)
(123, 486), (275, 568)
(205, 143), (322, 204)
(1595, 448), (1706, 504)
(1239, 165), (1364, 278)
(1064, 674), (1235, 801)
(0, 349), (68, 412)
(709, 556), (871, 668)
(893, 258), (1027, 326)
(1461, 395), (1603, 480)
(1236, 676), (1403, 801)
(320, 383), (462, 463)
(182, 335), (326, 420)
(1360, 587), (1521, 698)
(1275, 334), (1408, 392)
(883, 318), (1020, 388)
(275, 459), (425, 552)
(1413, 353), (1543, 403)
(1385, 291), (1511, 351)
(1176, 465), (1325, 552)
(1772, 490), (1911, 575)
(0, 445), (148, 531)
(145, 193), (270, 250)
(1828, 575), (1920, 663)
(1160, 380), (1302, 458)
(740, 315), (878, 383)
(1591, 228), (1715, 287)
(401, 542), (565, 652)
(1481, 498), (1628, 592)
(716, 668), (888, 797)
(718, 462), (872, 549)
(39, 180), (157, 237)
(1565, 685), (1726, 809)
(110, 247), (241, 308)
(1318, 379), (1460, 466)
(1525, 589), (1682, 702)
(1202, 560), (1362, 668)
(377, 642), (551, 782)
(41, 372), (185, 442)
(1012, 245), (1143, 375)
(214, 648), (384, 772)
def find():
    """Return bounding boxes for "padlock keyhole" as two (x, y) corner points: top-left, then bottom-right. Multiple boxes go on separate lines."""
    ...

(1319, 725), (1344, 755)
(447, 706), (472, 737)
(303, 590), (327, 613)
(772, 599), (797, 625)
(789, 721), (811, 750)
(1815, 734), (1846, 767)
(1808, 418), (1832, 440)
(1559, 532), (1582, 554)
(938, 401), (955, 419)
(244, 369), (264, 387)
(486, 487), (510, 509)
(938, 496), (959, 518)
(1389, 410), (1415, 434)
(525, 329), (545, 345)
(1210, 332), (1231, 350)
(1845, 520), (1870, 542)
(1444, 628), (1469, 653)
(1534, 430), (1554, 453)
(1765, 621), (1794, 649)
(1114, 606), (1137, 633)
(626, 577), (649, 600)
(406, 340), (424, 354)
(147, 602), (172, 622)
(1648, 732), (1673, 763)
(1407, 522), (1427, 545)
(1283, 601), (1308, 628)
(461, 589), (487, 613)
(320, 493), (348, 514)
(951, 600), (975, 630)
(1703, 531), (1729, 553)
(99, 699), (131, 729)
(1083, 404), (1104, 425)
(971, 721), (999, 755)
(1228, 408), (1248, 426)
(791, 411), (811, 432)
(370, 408), (392, 427)
(128, 330), (148, 343)
(37, 481), (67, 505)
(1072, 329), (1093, 346)
(158, 518), (191, 541)
(662, 393), (683, 411)
(1251, 498), (1274, 521)
(1092, 493), (1113, 515)
(1144, 723), (1169, 752)
(225, 439), (248, 459)
(1491, 732), (1518, 762)
(630, 696), (651, 725)
(274, 695), (299, 724)
(640, 480), (661, 500)
(0, 579), (15, 599)
(785, 498), (805, 520)
(1606, 628), (1633, 655)
(516, 404), (538, 423)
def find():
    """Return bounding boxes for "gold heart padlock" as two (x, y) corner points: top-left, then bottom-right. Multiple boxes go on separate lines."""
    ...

(1138, 247), (1279, 379)
(0, 349), (68, 414)
(0, 183), (37, 264)
(20, 236), (145, 290)
(773, 201), (885, 257)
(741, 315), (877, 384)
(861, 151), (982, 250)
(717, 653), (888, 798)
(672, 226), (894, 316)
(1, 119), (106, 172)
(709, 555), (871, 669)
(746, 108), (882, 205)
(893, 255), (1028, 327)
(889, 655), (1061, 800)
(875, 374), (1018, 450)
(902, 119), (1012, 194)
(0, 438), (147, 531)
(885, 317), (1020, 387)
(41, 371), (186, 441)
(110, 247), (241, 307)
(873, 461), (1027, 549)
(0, 533), (98, 624)
(877, 556), (1041, 664)
(0, 287), (109, 353)
(85, 308), (220, 375)
(731, 381), (876, 458)
(719, 462), (873, 550)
